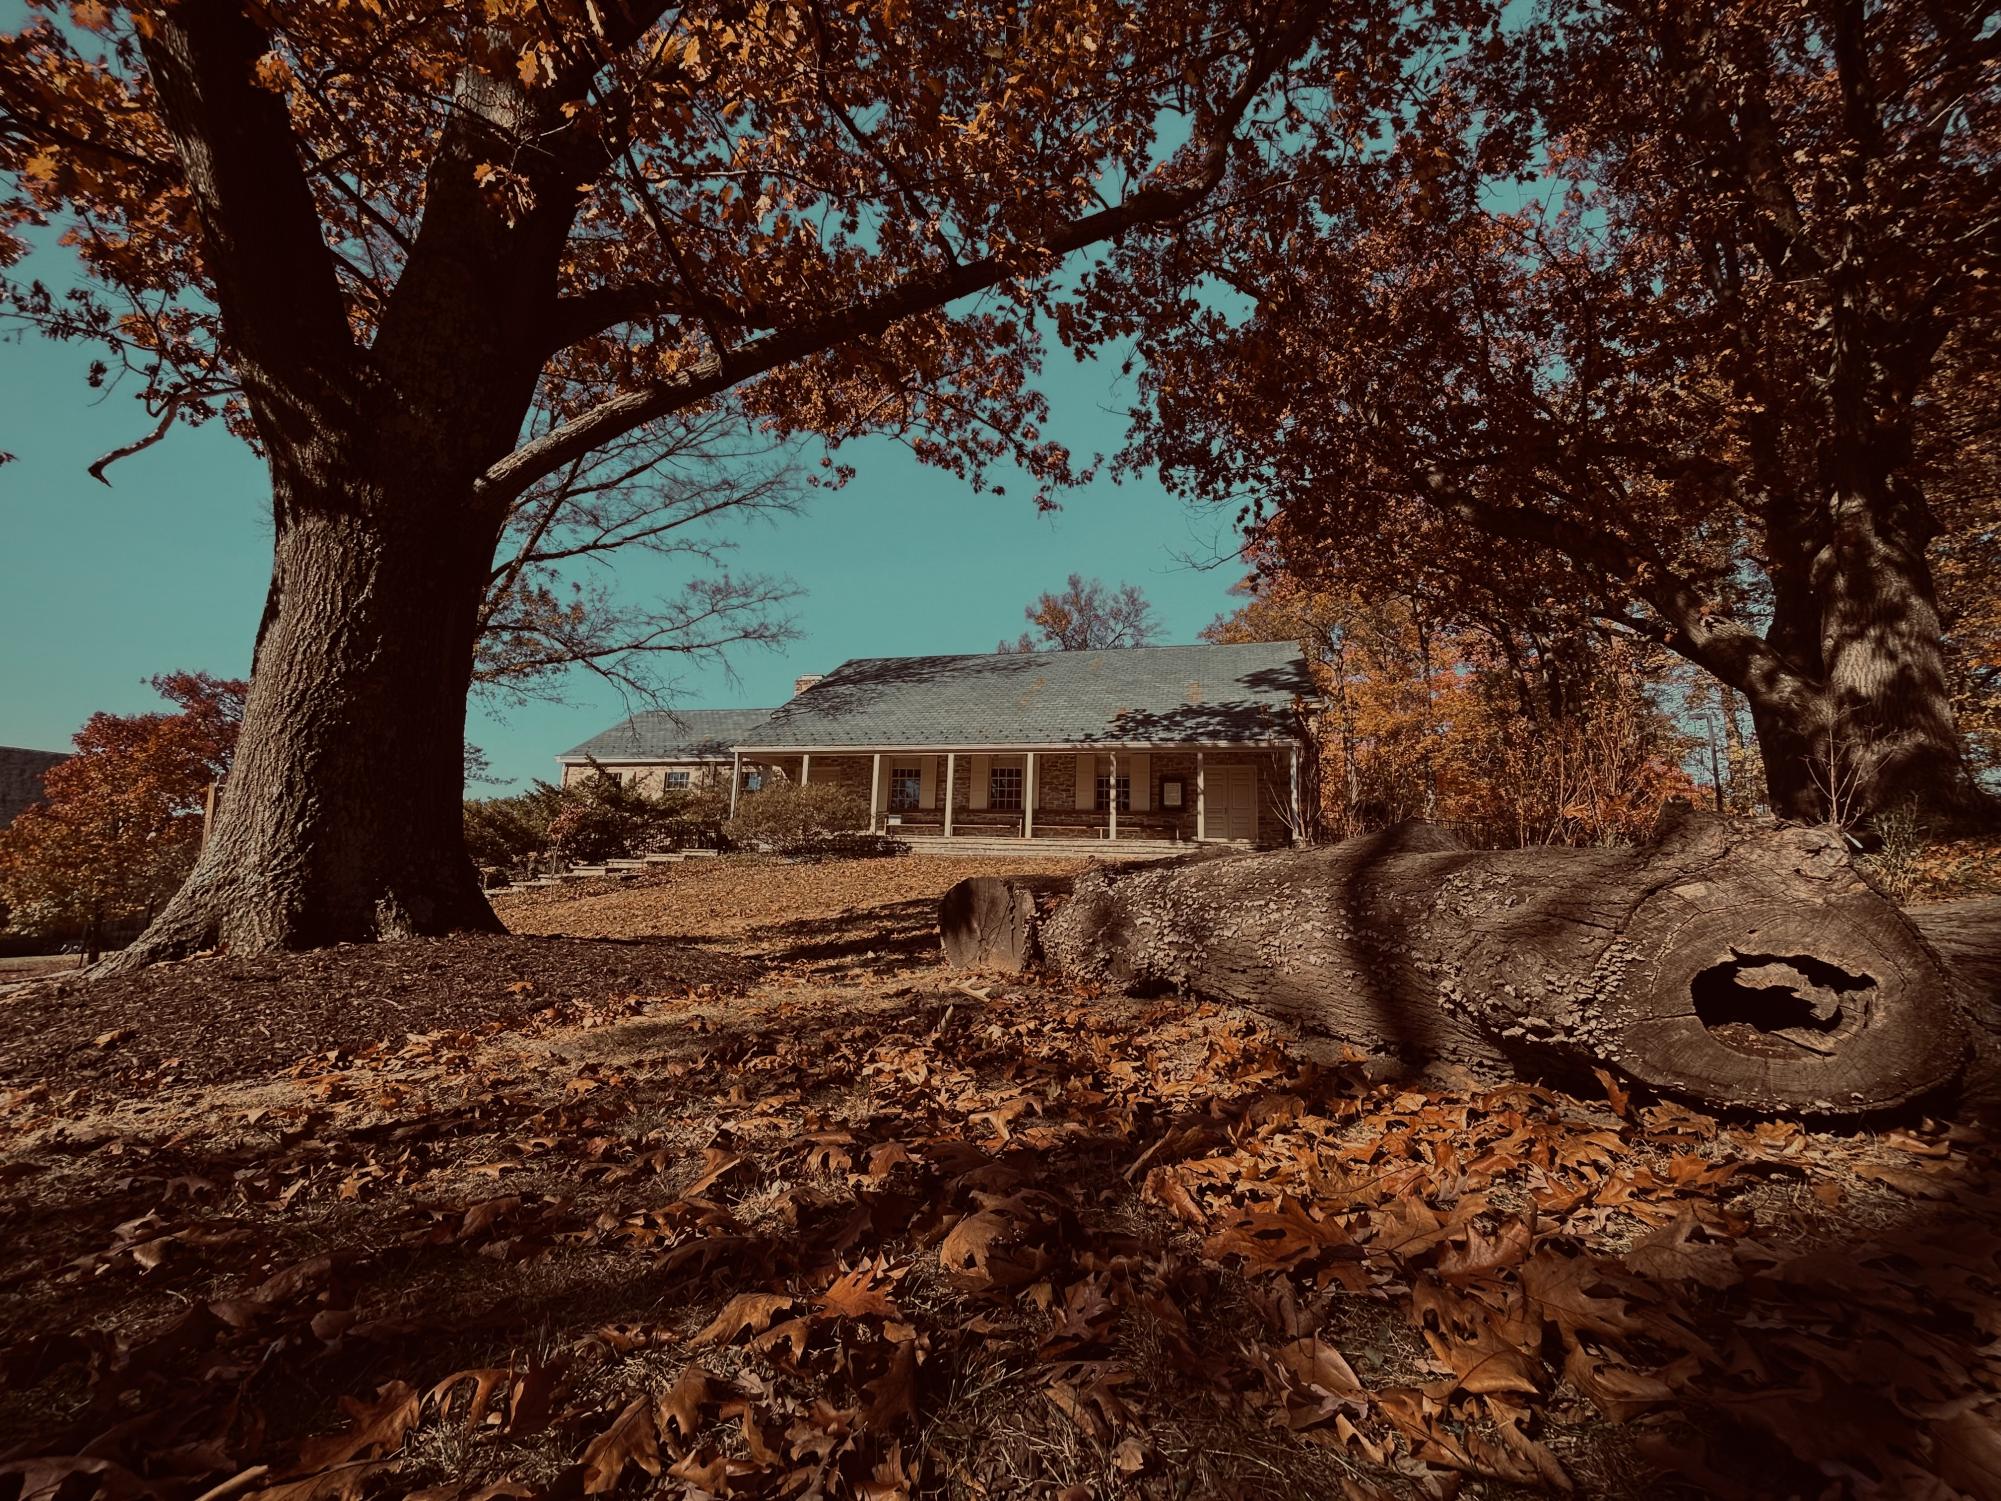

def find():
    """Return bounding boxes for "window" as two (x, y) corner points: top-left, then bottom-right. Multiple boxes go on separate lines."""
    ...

(741, 769), (763, 792)
(889, 764), (921, 810)
(1095, 774), (1132, 812)
(664, 770), (691, 788)
(989, 765), (1023, 811)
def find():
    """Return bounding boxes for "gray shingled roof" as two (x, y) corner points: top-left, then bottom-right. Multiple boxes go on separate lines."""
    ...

(559, 708), (780, 763)
(0, 747), (67, 827)
(740, 642), (1313, 749)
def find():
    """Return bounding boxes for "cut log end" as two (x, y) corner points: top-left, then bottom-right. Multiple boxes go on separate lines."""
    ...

(939, 876), (1042, 973)
(1599, 894), (1968, 1114)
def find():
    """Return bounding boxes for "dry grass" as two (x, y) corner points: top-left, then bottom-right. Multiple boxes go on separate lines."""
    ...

(492, 852), (1088, 942)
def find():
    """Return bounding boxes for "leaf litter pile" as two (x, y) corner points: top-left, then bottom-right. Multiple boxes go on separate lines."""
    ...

(2, 855), (1998, 1500)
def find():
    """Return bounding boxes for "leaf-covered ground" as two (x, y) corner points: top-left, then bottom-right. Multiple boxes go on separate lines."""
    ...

(1, 854), (1996, 1500)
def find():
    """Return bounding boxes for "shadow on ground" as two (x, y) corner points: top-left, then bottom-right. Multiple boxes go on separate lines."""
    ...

(1, 883), (1994, 1500)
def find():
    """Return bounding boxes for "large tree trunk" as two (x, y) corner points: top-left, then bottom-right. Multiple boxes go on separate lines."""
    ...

(110, 492), (505, 968)
(106, 3), (588, 966)
(941, 815), (1979, 1117)
(1812, 457), (1976, 824)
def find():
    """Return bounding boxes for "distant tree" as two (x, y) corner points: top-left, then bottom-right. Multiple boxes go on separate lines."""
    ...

(1000, 574), (1162, 653)
(1207, 571), (1696, 846)
(0, 673), (243, 959)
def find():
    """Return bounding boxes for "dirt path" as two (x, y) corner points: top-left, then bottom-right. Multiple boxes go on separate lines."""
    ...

(1, 854), (1993, 1501)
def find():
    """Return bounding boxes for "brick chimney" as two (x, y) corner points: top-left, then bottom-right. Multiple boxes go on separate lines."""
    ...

(792, 674), (824, 697)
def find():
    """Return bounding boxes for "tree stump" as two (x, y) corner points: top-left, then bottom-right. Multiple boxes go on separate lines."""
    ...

(940, 815), (1979, 1117)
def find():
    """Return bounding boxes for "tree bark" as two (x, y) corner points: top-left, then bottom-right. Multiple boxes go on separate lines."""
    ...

(108, 495), (506, 967)
(940, 815), (1978, 1117)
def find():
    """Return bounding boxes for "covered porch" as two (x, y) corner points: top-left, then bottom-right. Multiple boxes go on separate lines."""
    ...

(729, 744), (1304, 849)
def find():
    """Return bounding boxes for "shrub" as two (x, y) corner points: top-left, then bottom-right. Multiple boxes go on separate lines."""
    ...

(725, 782), (870, 847)
(463, 770), (740, 867)
(463, 793), (551, 867)
(650, 785), (732, 850)
(545, 798), (649, 863)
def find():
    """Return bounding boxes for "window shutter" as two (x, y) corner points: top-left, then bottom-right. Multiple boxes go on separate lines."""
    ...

(1075, 753), (1095, 810)
(970, 754), (991, 809)
(1128, 752), (1151, 812)
(919, 757), (936, 810)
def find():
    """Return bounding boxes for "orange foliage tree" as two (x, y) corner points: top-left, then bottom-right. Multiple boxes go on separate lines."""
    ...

(1206, 570), (1697, 847)
(1098, 0), (2001, 828)
(2, 0), (1437, 962)
(0, 673), (244, 957)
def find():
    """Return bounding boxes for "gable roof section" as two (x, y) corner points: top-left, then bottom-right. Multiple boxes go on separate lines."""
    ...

(740, 642), (1313, 749)
(0, 747), (67, 827)
(559, 708), (780, 764)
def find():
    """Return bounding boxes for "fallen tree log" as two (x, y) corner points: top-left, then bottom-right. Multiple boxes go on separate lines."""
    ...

(940, 815), (1988, 1117)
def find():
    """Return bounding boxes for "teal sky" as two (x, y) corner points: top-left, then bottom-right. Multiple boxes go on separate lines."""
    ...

(0, 242), (1248, 790)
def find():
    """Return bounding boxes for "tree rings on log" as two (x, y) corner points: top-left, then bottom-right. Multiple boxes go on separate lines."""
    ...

(1594, 894), (1966, 1114)
(940, 876), (1042, 972)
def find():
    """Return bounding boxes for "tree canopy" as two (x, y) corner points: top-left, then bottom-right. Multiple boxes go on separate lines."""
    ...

(1093, 0), (2001, 825)
(1, 0), (1369, 507)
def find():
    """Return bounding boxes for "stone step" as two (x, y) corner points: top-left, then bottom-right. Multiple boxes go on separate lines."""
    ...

(606, 858), (650, 870)
(641, 851), (685, 864)
(904, 837), (1186, 860)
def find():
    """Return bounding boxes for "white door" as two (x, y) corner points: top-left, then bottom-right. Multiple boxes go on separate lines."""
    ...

(1212, 765), (1257, 842)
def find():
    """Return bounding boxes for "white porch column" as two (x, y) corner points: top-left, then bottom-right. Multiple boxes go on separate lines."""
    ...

(800, 753), (811, 786)
(1108, 749), (1118, 842)
(1195, 751), (1206, 841)
(730, 750), (742, 817)
(870, 752), (882, 834)
(1289, 747), (1302, 844)
(943, 753), (956, 837)
(1024, 752), (1037, 840)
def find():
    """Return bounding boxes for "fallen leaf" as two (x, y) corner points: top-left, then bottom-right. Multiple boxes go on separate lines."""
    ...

(580, 1396), (660, 1494)
(1934, 1404), (2001, 1501)
(1561, 1344), (1673, 1423)
(296, 1382), (419, 1470)
(657, 1365), (710, 1442)
(692, 1291), (794, 1346)
(1622, 1210), (1741, 1290)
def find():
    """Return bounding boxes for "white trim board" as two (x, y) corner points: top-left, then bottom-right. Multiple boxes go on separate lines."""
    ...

(730, 739), (1300, 754)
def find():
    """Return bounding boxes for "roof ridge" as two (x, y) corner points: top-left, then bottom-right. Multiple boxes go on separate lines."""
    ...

(817, 639), (1299, 671)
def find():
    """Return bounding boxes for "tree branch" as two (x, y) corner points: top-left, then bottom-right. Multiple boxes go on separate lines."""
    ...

(133, 2), (357, 404)
(1421, 470), (1812, 707)
(489, 9), (1321, 504)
